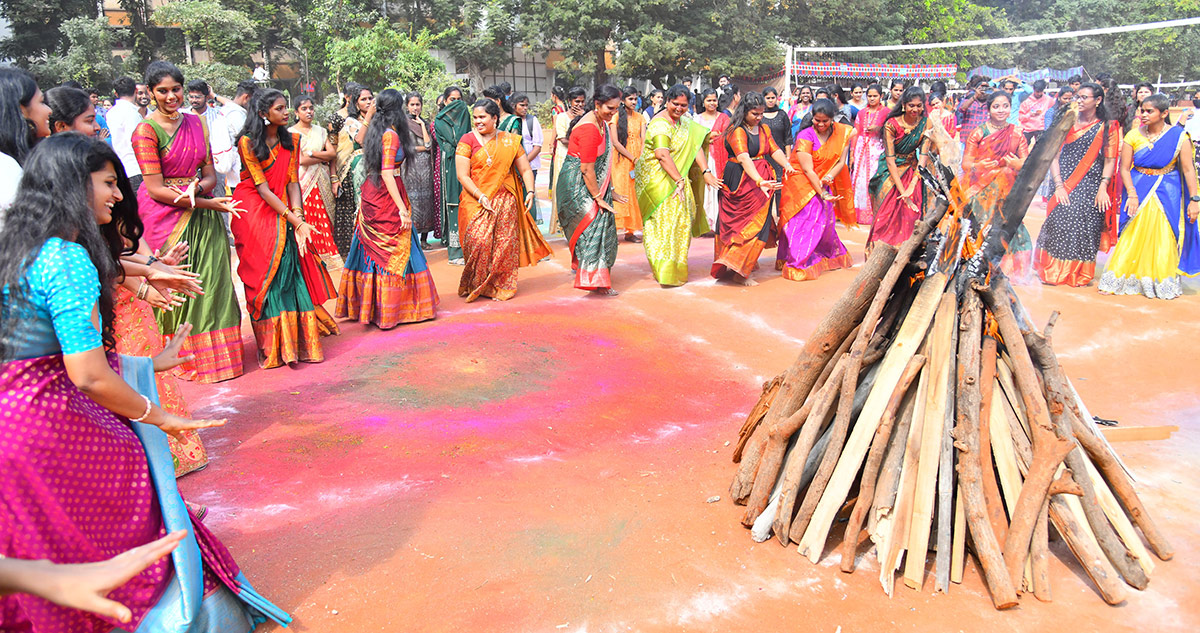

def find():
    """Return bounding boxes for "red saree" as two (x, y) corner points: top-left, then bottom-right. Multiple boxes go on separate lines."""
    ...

(231, 133), (339, 368)
(712, 125), (778, 278)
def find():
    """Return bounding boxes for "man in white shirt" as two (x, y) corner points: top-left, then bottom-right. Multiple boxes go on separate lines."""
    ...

(186, 79), (237, 195)
(252, 63), (270, 84)
(106, 77), (144, 190)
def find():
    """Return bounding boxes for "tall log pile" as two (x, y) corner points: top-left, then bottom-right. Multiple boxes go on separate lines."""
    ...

(729, 107), (1173, 609)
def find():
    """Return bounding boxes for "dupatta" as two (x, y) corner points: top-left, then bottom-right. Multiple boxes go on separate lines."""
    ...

(135, 116), (208, 250)
(869, 117), (927, 196)
(434, 101), (471, 231)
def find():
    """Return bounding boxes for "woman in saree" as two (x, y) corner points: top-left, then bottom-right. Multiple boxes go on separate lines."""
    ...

(610, 86), (646, 243)
(337, 89), (440, 327)
(232, 89), (339, 366)
(1099, 94), (1200, 300)
(961, 91), (1032, 278)
(550, 87), (587, 236)
(712, 92), (793, 285)
(402, 92), (440, 250)
(333, 83), (374, 255)
(434, 88), (471, 264)
(867, 87), (930, 250)
(850, 84), (887, 225)
(69, 127), (211, 477)
(288, 95), (341, 270)
(0, 134), (289, 633)
(457, 99), (551, 301)
(1035, 83), (1121, 286)
(778, 99), (856, 281)
(558, 84), (624, 295)
(635, 85), (721, 286)
(695, 89), (730, 235)
(131, 61), (243, 383)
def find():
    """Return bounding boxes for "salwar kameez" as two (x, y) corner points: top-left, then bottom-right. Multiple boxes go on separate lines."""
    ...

(612, 109), (646, 235)
(232, 133), (339, 368)
(403, 117), (439, 235)
(337, 129), (440, 326)
(778, 124), (855, 281)
(558, 121), (617, 290)
(1034, 119), (1121, 286)
(434, 101), (472, 261)
(1099, 126), (1200, 299)
(333, 115), (366, 256)
(635, 115), (710, 286)
(132, 114), (244, 383)
(697, 112), (729, 232)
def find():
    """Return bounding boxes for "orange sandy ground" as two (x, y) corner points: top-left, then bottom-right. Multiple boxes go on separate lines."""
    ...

(178, 200), (1200, 633)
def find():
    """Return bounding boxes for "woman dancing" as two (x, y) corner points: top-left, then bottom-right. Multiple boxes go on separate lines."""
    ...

(867, 87), (929, 249)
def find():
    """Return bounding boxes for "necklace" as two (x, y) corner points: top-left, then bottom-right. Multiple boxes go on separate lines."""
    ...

(476, 131), (498, 166)
(161, 110), (180, 121)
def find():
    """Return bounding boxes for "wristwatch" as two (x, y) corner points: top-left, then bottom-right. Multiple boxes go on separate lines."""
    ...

(1190, 195), (1200, 202)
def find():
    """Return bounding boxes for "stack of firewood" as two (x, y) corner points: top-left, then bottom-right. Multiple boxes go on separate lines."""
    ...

(729, 110), (1173, 609)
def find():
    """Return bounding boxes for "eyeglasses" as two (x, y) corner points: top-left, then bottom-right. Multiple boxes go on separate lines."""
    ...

(1074, 95), (1095, 101)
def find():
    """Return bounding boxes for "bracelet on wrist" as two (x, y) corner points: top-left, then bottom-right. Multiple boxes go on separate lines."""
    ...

(136, 279), (149, 301)
(146, 255), (159, 266)
(130, 395), (152, 423)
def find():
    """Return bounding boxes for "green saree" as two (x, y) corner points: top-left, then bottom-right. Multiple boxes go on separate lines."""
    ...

(634, 115), (711, 285)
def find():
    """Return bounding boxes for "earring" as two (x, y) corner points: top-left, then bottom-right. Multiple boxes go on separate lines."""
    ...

(262, 116), (269, 124)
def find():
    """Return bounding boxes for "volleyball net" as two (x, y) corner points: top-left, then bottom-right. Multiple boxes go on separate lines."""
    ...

(765, 17), (1200, 93)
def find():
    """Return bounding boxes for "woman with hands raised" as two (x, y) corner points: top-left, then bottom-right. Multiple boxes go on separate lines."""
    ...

(777, 98), (856, 282)
(712, 91), (795, 285)
(131, 61), (244, 383)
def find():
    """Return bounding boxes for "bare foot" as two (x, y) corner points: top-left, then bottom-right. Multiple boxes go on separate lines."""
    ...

(738, 276), (758, 286)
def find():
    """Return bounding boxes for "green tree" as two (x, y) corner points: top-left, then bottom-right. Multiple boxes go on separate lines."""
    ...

(298, 0), (379, 92)
(0, 0), (95, 65)
(116, 0), (156, 73)
(517, 0), (623, 85)
(31, 17), (126, 90)
(327, 20), (450, 92)
(179, 61), (251, 95)
(152, 0), (260, 67)
(391, 0), (515, 92)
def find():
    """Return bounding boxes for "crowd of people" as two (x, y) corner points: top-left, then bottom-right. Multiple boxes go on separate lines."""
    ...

(1, 56), (1199, 632)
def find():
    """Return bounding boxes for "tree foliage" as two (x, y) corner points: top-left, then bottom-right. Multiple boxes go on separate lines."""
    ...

(0, 0), (96, 65)
(153, 0), (259, 67)
(179, 61), (250, 95)
(31, 17), (126, 90)
(326, 21), (450, 93)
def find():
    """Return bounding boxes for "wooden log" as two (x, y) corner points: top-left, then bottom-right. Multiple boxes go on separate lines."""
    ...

(1099, 425), (1179, 443)
(840, 354), (925, 572)
(734, 374), (784, 463)
(978, 336), (1009, 544)
(904, 289), (958, 591)
(988, 381), (1035, 592)
(1007, 392), (1129, 605)
(951, 487), (967, 584)
(1018, 319), (1150, 589)
(1031, 499), (1052, 602)
(950, 288), (1018, 609)
(934, 292), (961, 594)
(768, 355), (850, 539)
(1068, 420), (1174, 562)
(876, 362), (929, 596)
(981, 277), (1075, 589)
(1049, 495), (1129, 605)
(869, 366), (922, 533)
(730, 247), (898, 502)
(797, 272), (950, 564)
